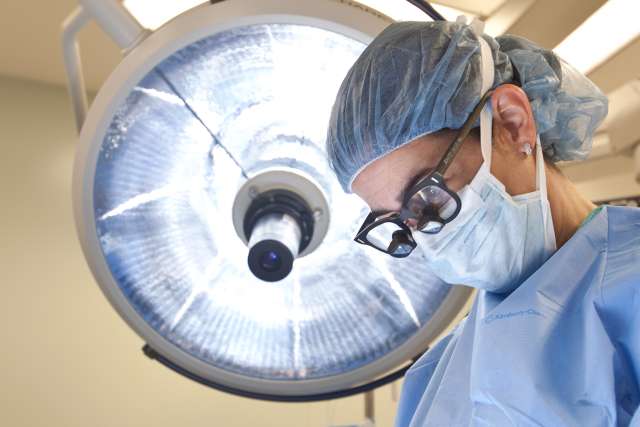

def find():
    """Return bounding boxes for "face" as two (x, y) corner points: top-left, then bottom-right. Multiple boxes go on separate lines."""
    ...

(352, 129), (484, 225)
(351, 85), (541, 228)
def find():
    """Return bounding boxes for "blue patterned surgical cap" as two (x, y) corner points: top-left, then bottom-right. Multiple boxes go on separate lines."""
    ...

(326, 21), (608, 192)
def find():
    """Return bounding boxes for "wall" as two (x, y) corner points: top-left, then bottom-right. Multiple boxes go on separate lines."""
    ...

(561, 153), (640, 202)
(0, 76), (400, 427)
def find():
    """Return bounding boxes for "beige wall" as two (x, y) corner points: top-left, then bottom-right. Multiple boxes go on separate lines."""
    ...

(0, 76), (400, 427)
(561, 154), (640, 203)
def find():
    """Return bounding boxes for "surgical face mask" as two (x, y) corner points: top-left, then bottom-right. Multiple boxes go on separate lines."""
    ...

(411, 19), (556, 293)
(414, 128), (557, 293)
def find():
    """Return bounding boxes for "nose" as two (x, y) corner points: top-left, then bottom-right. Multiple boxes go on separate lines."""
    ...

(404, 217), (419, 230)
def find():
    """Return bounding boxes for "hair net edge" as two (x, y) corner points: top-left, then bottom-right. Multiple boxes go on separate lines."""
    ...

(346, 130), (439, 193)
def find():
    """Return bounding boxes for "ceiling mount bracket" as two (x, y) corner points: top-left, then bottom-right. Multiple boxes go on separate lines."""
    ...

(61, 1), (149, 133)
(61, 6), (90, 133)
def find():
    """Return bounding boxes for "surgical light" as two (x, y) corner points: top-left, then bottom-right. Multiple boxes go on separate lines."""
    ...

(553, 0), (640, 74)
(63, 0), (471, 400)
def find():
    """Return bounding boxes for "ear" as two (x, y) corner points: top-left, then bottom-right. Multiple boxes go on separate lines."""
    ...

(491, 84), (537, 154)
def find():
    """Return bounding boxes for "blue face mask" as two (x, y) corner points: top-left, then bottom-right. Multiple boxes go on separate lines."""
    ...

(414, 124), (557, 294)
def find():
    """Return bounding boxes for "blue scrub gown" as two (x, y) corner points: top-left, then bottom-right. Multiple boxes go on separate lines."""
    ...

(396, 206), (640, 426)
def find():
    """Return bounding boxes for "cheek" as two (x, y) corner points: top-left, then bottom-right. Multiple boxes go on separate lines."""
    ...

(445, 151), (483, 191)
(442, 173), (465, 192)
(378, 185), (404, 211)
(444, 167), (474, 192)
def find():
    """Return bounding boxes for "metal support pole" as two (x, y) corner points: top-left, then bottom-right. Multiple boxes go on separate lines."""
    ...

(79, 0), (147, 50)
(364, 390), (375, 425)
(634, 144), (640, 184)
(61, 1), (149, 132)
(61, 6), (90, 133)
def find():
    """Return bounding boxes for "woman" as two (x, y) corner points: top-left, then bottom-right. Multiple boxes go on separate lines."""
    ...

(326, 20), (639, 426)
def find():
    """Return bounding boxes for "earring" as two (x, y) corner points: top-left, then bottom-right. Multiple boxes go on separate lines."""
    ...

(521, 143), (533, 157)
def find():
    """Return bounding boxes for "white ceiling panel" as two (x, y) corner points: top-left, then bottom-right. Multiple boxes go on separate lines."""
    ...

(507, 0), (606, 48)
(435, 0), (508, 16)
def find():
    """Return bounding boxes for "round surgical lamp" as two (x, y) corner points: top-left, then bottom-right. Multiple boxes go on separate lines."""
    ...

(64, 0), (471, 400)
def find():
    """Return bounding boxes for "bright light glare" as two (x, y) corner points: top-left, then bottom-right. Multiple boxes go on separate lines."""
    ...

(554, 0), (640, 73)
(123, 0), (206, 30)
(358, 0), (474, 22)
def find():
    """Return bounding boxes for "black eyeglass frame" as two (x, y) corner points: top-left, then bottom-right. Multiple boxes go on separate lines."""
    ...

(354, 211), (417, 257)
(354, 90), (494, 256)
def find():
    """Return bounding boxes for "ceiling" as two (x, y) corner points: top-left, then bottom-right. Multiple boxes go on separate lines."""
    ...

(0, 0), (638, 93)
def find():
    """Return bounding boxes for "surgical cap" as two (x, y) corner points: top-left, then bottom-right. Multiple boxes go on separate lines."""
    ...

(326, 21), (608, 192)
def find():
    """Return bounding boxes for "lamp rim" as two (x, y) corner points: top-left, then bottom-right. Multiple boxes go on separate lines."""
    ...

(72, 0), (472, 398)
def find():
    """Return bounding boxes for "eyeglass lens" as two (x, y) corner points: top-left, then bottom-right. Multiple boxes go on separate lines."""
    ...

(406, 185), (457, 231)
(388, 230), (414, 256)
(364, 221), (413, 256)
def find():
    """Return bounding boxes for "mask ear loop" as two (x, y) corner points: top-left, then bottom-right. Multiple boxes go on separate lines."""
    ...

(472, 19), (556, 252)
(535, 136), (557, 251)
(535, 136), (544, 193)
(470, 19), (494, 171)
(480, 99), (493, 170)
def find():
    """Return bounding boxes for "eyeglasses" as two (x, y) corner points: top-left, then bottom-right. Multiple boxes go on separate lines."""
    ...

(354, 91), (493, 257)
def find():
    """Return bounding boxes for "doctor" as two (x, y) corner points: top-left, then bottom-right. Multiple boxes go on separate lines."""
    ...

(326, 20), (640, 426)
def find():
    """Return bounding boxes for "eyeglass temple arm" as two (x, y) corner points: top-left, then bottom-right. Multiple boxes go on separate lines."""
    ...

(434, 90), (493, 175)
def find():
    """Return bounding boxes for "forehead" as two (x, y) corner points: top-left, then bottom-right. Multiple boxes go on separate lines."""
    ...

(352, 133), (450, 211)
